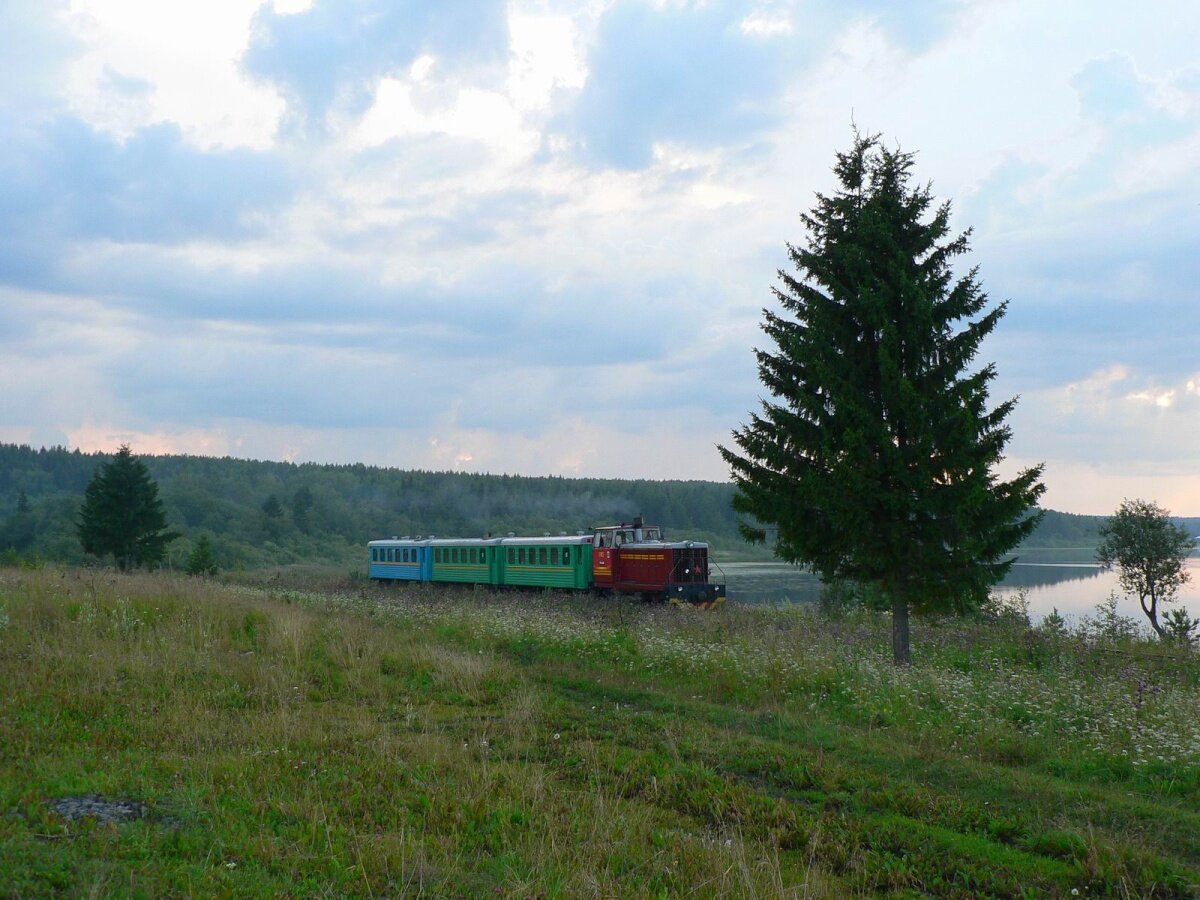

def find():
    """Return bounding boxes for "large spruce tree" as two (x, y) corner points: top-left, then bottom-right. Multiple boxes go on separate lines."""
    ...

(77, 446), (178, 570)
(721, 133), (1044, 665)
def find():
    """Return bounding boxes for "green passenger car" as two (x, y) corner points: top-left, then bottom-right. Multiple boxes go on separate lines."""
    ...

(426, 535), (593, 590)
(429, 539), (498, 585)
(497, 535), (593, 590)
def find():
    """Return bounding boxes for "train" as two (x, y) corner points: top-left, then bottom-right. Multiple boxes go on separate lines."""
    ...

(368, 516), (726, 607)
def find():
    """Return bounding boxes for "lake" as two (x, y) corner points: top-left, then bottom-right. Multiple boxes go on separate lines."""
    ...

(717, 551), (1200, 628)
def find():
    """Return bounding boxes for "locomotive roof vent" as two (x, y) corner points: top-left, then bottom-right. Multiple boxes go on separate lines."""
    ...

(392, 535), (398, 540)
(507, 531), (515, 537)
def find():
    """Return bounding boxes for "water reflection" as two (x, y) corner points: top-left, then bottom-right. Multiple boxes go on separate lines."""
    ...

(719, 557), (1200, 626)
(999, 563), (1104, 591)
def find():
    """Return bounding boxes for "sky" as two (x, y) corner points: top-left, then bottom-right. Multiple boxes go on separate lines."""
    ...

(0, 0), (1197, 516)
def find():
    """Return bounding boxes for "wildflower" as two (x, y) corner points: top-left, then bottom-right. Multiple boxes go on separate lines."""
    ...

(553, 733), (560, 741)
(226, 861), (237, 869)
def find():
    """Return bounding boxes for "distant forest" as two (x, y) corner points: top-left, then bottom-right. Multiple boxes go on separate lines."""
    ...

(1, 443), (1196, 571)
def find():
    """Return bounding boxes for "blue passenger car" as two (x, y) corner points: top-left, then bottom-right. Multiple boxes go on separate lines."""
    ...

(368, 538), (432, 582)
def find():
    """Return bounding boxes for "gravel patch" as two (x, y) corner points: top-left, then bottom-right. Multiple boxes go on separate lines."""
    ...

(49, 794), (148, 824)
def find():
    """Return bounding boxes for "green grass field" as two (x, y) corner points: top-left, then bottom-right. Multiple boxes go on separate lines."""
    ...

(1, 568), (1198, 897)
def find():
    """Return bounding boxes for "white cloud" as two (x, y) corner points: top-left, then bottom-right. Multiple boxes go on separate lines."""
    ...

(740, 9), (792, 38)
(507, 8), (588, 112)
(61, 0), (284, 149)
(351, 75), (538, 161)
(271, 0), (311, 14)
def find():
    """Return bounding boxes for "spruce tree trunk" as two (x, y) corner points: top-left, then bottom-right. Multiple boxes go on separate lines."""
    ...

(892, 596), (912, 666)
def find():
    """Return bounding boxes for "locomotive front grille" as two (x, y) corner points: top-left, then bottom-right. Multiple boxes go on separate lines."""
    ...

(672, 547), (707, 583)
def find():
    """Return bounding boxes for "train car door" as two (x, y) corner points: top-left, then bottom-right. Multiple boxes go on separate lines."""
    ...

(592, 528), (615, 588)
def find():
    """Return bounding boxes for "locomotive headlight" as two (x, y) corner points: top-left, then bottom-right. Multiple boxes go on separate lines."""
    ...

(684, 568), (690, 574)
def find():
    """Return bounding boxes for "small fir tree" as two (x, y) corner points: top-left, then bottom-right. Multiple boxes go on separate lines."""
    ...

(261, 495), (284, 519)
(77, 446), (179, 570)
(721, 132), (1044, 665)
(184, 534), (219, 576)
(1, 490), (36, 553)
(261, 493), (284, 540)
(1161, 608), (1199, 647)
(292, 486), (314, 534)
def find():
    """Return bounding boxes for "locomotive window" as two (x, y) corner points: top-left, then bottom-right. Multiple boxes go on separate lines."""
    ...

(436, 549), (443, 563)
(539, 548), (547, 565)
(507, 547), (515, 564)
(520, 548), (527, 564)
(550, 547), (558, 565)
(562, 547), (570, 564)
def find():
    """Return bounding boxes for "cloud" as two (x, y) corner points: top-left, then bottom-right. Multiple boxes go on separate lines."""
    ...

(0, 118), (291, 247)
(62, 0), (285, 149)
(0, 3), (78, 114)
(244, 0), (511, 133)
(564, 1), (788, 168)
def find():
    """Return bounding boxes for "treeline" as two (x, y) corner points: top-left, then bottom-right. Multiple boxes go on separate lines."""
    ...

(0, 444), (743, 569)
(0, 443), (1195, 570)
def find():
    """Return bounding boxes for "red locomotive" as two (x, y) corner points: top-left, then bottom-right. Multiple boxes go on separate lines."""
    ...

(590, 516), (726, 607)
